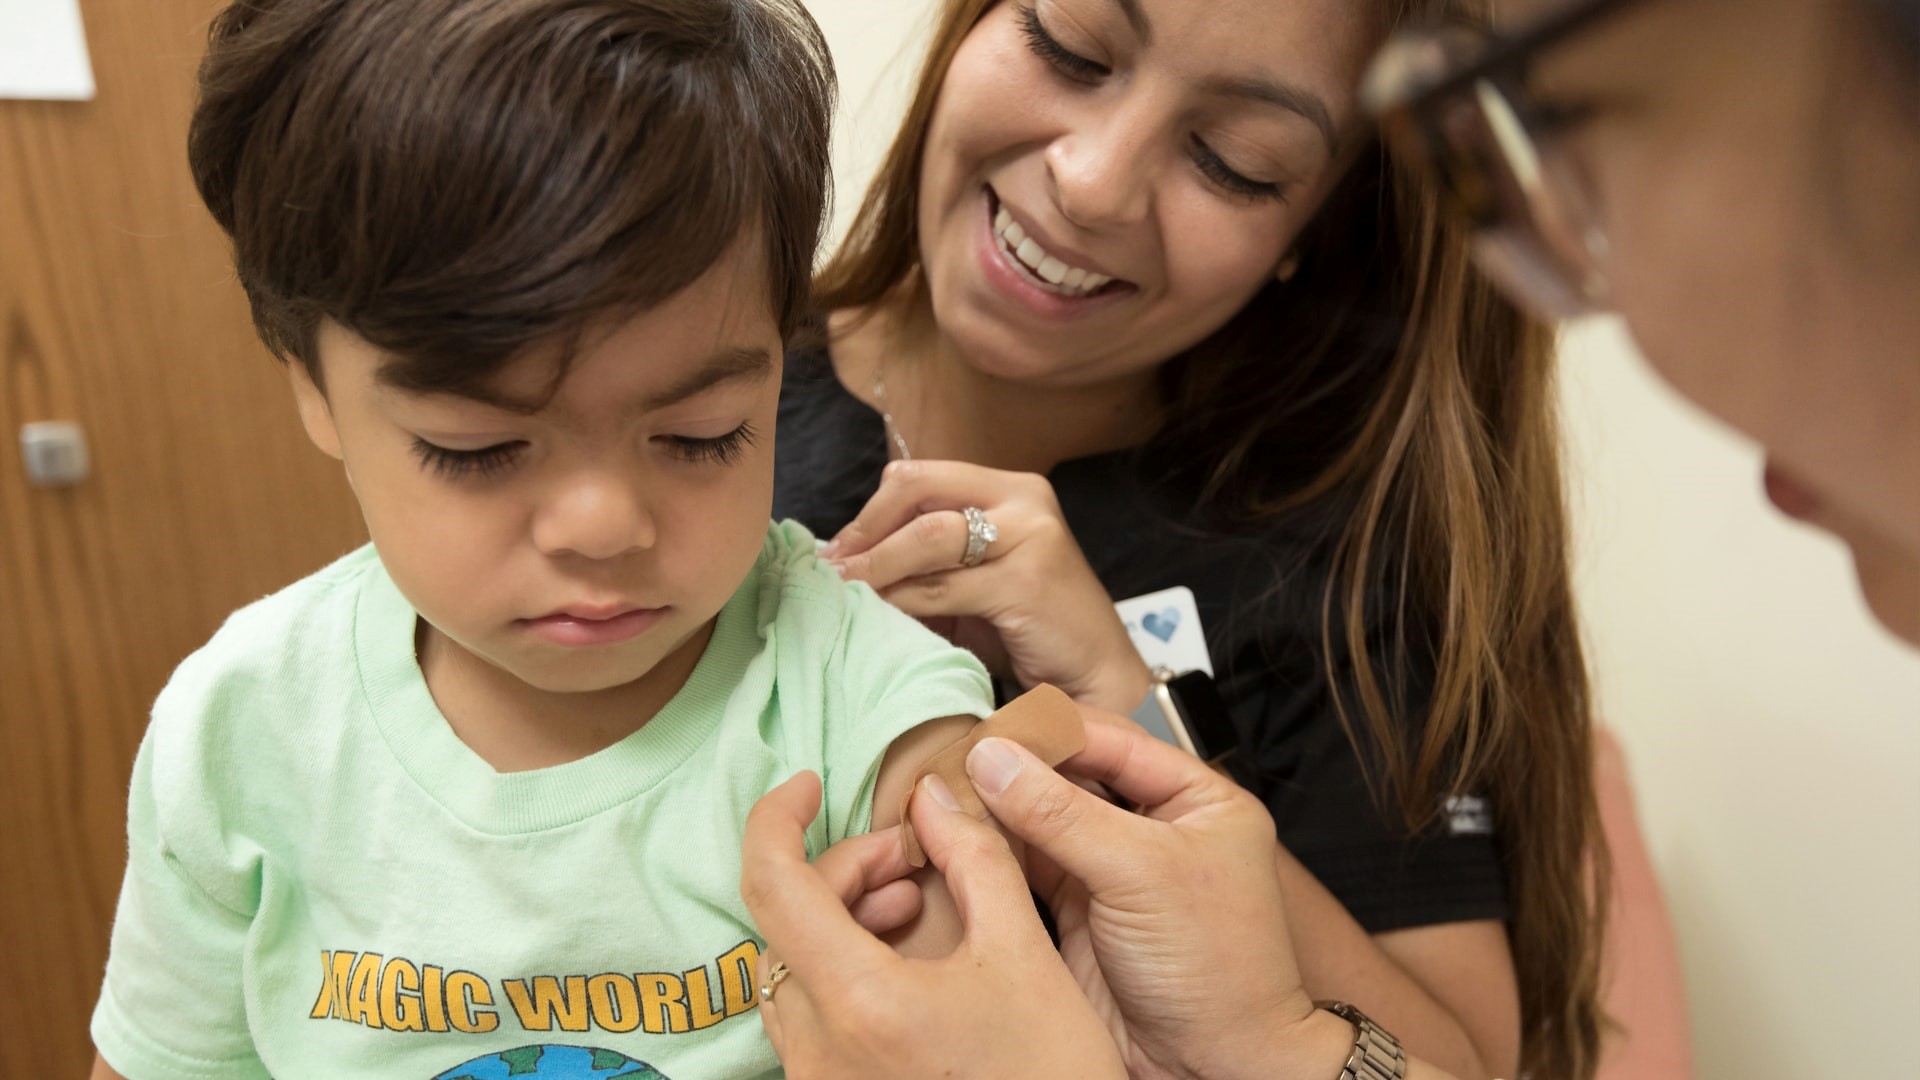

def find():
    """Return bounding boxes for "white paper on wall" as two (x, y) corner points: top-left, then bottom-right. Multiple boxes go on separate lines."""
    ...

(0, 0), (97, 100)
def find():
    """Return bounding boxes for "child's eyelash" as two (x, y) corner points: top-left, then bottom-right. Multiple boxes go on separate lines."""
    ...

(408, 423), (758, 479)
(411, 438), (524, 480)
(1190, 137), (1287, 203)
(1018, 5), (1108, 80)
(661, 421), (758, 466)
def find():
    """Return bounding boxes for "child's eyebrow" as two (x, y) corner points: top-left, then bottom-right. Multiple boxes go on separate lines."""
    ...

(642, 345), (775, 411)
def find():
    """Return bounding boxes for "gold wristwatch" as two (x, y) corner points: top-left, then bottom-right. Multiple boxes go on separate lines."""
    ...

(1316, 1000), (1407, 1080)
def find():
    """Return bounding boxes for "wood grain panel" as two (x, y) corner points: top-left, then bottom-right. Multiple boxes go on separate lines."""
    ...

(0, 1), (366, 1073)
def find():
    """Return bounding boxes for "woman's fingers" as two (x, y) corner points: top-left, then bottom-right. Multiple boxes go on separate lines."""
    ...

(826, 460), (984, 558)
(1054, 709), (1253, 822)
(752, 944), (829, 1063)
(906, 776), (1058, 959)
(875, 564), (1015, 620)
(848, 878), (925, 935)
(831, 508), (975, 588)
(826, 459), (1041, 558)
(740, 773), (905, 982)
(960, 737), (1151, 896)
(813, 824), (921, 898)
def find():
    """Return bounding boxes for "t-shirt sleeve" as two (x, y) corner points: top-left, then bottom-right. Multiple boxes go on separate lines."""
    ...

(813, 577), (994, 845)
(90, 727), (266, 1079)
(1222, 635), (1510, 934)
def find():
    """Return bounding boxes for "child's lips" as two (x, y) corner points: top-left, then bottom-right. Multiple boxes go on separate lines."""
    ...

(521, 606), (669, 647)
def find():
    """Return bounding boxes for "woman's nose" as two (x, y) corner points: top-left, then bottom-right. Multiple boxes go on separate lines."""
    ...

(1045, 111), (1154, 229)
(531, 470), (656, 561)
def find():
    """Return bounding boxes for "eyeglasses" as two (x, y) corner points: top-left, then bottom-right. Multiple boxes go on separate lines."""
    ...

(1363, 0), (1654, 318)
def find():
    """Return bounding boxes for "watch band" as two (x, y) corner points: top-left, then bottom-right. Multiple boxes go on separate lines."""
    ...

(1128, 666), (1238, 762)
(1129, 667), (1201, 757)
(1315, 1000), (1407, 1080)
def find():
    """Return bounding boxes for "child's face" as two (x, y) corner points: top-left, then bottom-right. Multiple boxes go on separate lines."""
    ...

(292, 244), (782, 695)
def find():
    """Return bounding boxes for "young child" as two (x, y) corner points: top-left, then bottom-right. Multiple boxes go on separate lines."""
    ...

(87, 2), (993, 1077)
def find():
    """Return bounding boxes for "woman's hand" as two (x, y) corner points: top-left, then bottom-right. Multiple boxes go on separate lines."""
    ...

(738, 712), (1387, 1080)
(739, 771), (1125, 1080)
(741, 715), (1455, 1080)
(969, 714), (1336, 1080)
(823, 459), (1153, 714)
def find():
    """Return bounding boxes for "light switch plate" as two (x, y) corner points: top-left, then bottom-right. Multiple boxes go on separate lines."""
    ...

(20, 421), (90, 488)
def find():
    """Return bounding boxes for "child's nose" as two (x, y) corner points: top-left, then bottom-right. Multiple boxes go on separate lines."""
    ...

(531, 472), (656, 560)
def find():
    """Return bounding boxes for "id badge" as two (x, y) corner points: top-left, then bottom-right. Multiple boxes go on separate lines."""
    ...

(1114, 586), (1212, 675)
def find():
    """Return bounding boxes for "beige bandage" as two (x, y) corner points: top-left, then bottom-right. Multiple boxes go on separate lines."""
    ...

(897, 684), (1085, 867)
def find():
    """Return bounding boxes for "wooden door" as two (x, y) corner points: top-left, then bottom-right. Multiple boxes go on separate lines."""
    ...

(0, 1), (366, 1072)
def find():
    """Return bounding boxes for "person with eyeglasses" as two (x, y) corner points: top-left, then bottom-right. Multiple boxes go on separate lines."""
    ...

(740, 0), (1920, 1075)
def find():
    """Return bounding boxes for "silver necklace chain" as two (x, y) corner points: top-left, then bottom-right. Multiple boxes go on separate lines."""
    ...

(872, 363), (913, 461)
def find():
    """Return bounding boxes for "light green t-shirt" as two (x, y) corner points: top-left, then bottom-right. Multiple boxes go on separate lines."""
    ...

(91, 520), (992, 1080)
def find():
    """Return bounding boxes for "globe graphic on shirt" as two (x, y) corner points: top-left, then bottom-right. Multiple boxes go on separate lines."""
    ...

(433, 1044), (671, 1079)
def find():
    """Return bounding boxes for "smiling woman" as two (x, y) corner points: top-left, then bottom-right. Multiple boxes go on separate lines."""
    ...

(776, 0), (1605, 1077)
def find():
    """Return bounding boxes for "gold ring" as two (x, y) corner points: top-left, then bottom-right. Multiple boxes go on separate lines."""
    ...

(759, 960), (790, 1003)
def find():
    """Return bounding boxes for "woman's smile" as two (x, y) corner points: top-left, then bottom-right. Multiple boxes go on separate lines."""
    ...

(976, 186), (1138, 321)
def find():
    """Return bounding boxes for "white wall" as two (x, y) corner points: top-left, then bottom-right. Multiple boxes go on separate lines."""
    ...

(803, 0), (932, 248)
(801, 5), (1920, 1076)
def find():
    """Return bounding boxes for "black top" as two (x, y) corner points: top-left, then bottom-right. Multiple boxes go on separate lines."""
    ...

(775, 347), (1508, 933)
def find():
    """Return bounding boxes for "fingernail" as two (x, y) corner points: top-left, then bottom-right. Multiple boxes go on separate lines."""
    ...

(820, 539), (842, 559)
(922, 774), (963, 812)
(967, 738), (1023, 795)
(828, 559), (850, 579)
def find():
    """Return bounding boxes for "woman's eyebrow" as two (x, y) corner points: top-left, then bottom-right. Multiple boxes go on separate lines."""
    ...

(1199, 74), (1337, 152)
(1109, 0), (1153, 43)
(1098, 0), (1336, 152)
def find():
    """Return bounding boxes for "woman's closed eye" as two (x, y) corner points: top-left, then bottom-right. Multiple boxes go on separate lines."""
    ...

(1019, 5), (1108, 81)
(411, 438), (525, 481)
(1017, 5), (1289, 205)
(658, 421), (759, 467)
(1190, 137), (1288, 203)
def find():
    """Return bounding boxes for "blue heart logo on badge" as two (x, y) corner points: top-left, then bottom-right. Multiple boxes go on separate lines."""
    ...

(1116, 587), (1212, 677)
(1141, 608), (1181, 643)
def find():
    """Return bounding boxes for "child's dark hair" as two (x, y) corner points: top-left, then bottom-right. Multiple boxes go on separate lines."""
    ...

(188, 0), (835, 401)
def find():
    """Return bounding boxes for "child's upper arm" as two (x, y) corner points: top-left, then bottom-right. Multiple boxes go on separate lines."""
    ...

(786, 523), (998, 947)
(802, 547), (993, 843)
(865, 713), (1016, 959)
(92, 696), (264, 1078)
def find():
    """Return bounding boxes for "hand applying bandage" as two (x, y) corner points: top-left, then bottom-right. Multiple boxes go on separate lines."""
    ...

(740, 762), (1126, 1080)
(894, 684), (1086, 866)
(742, 714), (1440, 1080)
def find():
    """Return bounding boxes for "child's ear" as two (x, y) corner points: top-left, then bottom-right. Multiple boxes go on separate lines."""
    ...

(287, 360), (344, 461)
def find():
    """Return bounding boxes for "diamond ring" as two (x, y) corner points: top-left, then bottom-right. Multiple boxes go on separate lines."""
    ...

(960, 506), (998, 568)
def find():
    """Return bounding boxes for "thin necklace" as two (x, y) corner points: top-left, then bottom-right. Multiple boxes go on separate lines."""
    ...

(872, 361), (913, 461)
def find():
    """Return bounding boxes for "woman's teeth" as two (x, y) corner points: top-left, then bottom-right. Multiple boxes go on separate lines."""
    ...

(994, 207), (1113, 297)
